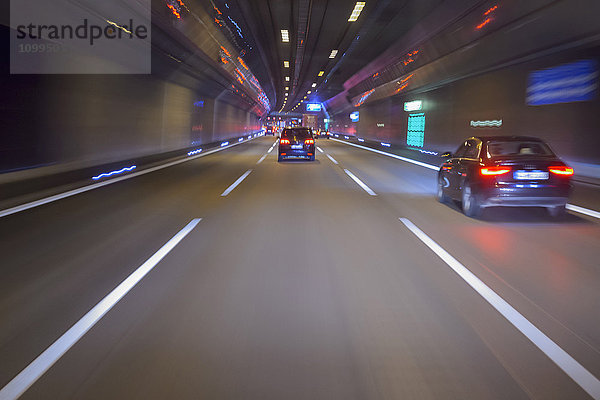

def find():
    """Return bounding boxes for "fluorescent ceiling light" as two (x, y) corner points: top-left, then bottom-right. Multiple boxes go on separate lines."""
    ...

(307, 91), (311, 94)
(283, 61), (289, 68)
(281, 29), (289, 42)
(285, 76), (290, 81)
(285, 86), (289, 90)
(318, 70), (324, 77)
(329, 49), (338, 58)
(348, 2), (366, 22)
(312, 83), (317, 87)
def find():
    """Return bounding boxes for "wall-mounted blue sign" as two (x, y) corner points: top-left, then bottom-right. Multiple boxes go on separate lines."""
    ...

(527, 60), (597, 106)
(350, 111), (359, 122)
(306, 103), (322, 112)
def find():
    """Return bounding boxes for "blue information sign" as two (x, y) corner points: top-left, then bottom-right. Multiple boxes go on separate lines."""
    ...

(527, 60), (597, 106)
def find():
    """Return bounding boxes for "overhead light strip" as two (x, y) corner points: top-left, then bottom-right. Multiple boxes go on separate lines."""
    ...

(348, 2), (366, 22)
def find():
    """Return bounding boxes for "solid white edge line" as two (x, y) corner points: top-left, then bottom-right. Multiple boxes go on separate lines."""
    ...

(0, 218), (202, 400)
(326, 154), (339, 165)
(0, 137), (263, 219)
(344, 169), (377, 196)
(256, 154), (268, 164)
(316, 146), (324, 153)
(221, 170), (252, 197)
(330, 138), (439, 170)
(398, 217), (600, 399)
(331, 138), (600, 219)
(566, 204), (600, 220)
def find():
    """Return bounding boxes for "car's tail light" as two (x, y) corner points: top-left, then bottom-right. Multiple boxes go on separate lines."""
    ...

(480, 166), (511, 176)
(549, 166), (574, 176)
(280, 139), (290, 145)
(304, 139), (315, 145)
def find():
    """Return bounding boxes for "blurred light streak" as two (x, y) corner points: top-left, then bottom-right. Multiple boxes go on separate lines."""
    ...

(92, 166), (136, 180)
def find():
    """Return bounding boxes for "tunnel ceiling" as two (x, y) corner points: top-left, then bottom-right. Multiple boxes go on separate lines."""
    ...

(203, 0), (445, 114)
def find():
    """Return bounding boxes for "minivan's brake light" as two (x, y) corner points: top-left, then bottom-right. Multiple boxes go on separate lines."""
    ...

(549, 166), (574, 176)
(304, 139), (315, 145)
(280, 139), (290, 145)
(480, 166), (511, 176)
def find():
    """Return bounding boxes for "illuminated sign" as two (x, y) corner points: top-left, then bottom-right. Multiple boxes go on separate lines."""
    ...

(527, 60), (597, 106)
(306, 103), (322, 112)
(470, 119), (502, 127)
(350, 111), (359, 122)
(404, 100), (422, 112)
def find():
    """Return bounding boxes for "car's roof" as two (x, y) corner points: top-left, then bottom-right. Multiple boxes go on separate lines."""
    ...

(469, 135), (545, 143)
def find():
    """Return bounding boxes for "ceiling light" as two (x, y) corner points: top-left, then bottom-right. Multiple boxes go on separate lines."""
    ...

(329, 50), (338, 58)
(348, 2), (366, 22)
(318, 71), (324, 77)
(307, 91), (311, 94)
(281, 30), (289, 42)
(312, 83), (317, 87)
(285, 76), (290, 81)
(283, 61), (289, 68)
(285, 86), (289, 90)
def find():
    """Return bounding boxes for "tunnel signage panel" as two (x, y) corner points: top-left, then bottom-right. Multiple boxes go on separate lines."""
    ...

(407, 113), (425, 147)
(306, 103), (322, 112)
(404, 100), (423, 112)
(527, 60), (597, 106)
(350, 111), (360, 122)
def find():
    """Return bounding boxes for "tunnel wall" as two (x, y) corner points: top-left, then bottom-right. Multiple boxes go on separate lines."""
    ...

(331, 44), (600, 167)
(0, 73), (261, 176)
(329, 0), (600, 172)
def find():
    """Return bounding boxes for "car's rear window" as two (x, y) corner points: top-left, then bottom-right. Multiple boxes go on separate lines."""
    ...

(282, 128), (312, 138)
(486, 141), (554, 157)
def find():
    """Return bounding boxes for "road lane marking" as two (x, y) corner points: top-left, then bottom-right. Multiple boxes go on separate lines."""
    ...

(399, 217), (600, 399)
(326, 154), (339, 165)
(332, 138), (600, 219)
(0, 218), (202, 400)
(331, 138), (439, 170)
(0, 137), (263, 219)
(221, 170), (252, 197)
(566, 204), (600, 220)
(344, 169), (377, 196)
(256, 155), (267, 164)
(316, 147), (324, 153)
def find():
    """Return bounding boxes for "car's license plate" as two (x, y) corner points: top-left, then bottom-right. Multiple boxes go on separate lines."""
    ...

(291, 144), (303, 149)
(513, 170), (549, 180)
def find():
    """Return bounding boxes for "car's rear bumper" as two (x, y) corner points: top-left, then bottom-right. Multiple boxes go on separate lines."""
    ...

(478, 185), (570, 208)
(279, 147), (315, 158)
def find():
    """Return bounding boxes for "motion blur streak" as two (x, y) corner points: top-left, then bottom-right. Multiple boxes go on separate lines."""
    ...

(399, 218), (600, 399)
(91, 166), (137, 180)
(0, 219), (202, 400)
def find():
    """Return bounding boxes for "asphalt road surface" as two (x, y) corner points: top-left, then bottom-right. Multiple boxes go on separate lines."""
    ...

(1, 137), (599, 399)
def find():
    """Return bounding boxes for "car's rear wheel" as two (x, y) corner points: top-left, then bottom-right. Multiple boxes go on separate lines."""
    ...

(547, 204), (566, 218)
(462, 184), (481, 217)
(436, 176), (448, 203)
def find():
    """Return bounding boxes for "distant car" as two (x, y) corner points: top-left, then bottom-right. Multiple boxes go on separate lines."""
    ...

(278, 127), (315, 162)
(437, 136), (573, 217)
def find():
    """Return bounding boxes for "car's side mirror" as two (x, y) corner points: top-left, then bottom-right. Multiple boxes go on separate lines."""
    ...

(441, 152), (453, 158)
